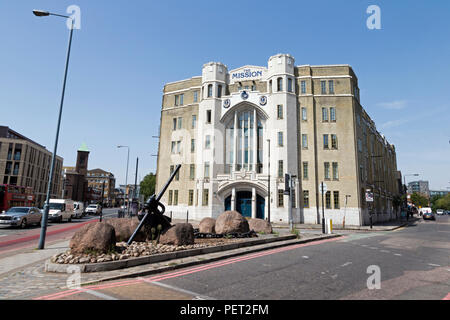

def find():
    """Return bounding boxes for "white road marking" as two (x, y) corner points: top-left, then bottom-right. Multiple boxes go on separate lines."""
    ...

(302, 256), (309, 259)
(148, 280), (216, 300)
(330, 274), (338, 279)
(341, 262), (352, 267)
(428, 263), (441, 267)
(369, 247), (378, 250)
(81, 289), (118, 300)
(394, 253), (402, 256)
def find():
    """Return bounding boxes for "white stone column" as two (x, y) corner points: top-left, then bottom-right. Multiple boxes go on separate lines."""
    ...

(252, 187), (256, 219)
(233, 111), (238, 172)
(231, 187), (236, 211)
(253, 109), (257, 172)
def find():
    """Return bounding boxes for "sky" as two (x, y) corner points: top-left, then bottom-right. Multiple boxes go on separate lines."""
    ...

(0, 0), (449, 190)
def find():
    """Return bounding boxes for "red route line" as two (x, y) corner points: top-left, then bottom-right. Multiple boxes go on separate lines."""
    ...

(443, 293), (450, 300)
(0, 219), (99, 248)
(34, 236), (341, 300)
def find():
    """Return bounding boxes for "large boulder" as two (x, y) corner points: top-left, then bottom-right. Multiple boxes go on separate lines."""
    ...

(70, 222), (116, 254)
(105, 218), (147, 242)
(215, 211), (250, 235)
(159, 223), (194, 246)
(248, 218), (272, 234)
(198, 217), (216, 234)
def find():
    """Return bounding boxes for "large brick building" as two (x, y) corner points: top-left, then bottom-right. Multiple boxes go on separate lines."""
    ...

(155, 54), (401, 226)
(0, 126), (63, 207)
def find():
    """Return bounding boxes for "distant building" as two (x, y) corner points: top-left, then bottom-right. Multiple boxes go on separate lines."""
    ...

(430, 190), (449, 198)
(0, 126), (63, 207)
(86, 169), (116, 206)
(63, 143), (90, 203)
(407, 180), (430, 198)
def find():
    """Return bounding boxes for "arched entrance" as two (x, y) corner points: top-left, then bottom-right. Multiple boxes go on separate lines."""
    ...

(224, 191), (265, 219)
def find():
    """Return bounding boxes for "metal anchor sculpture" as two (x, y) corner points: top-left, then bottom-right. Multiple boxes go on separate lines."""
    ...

(127, 164), (181, 245)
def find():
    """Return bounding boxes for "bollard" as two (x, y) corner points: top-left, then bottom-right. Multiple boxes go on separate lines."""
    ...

(186, 210), (189, 223)
(327, 219), (333, 234)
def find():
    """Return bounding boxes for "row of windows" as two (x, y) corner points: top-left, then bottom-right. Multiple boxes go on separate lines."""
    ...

(278, 190), (340, 209)
(174, 91), (199, 107)
(172, 115), (198, 131)
(167, 189), (209, 206)
(277, 161), (339, 180)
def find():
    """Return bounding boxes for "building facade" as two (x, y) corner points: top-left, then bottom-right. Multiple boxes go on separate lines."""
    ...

(155, 54), (400, 226)
(63, 144), (89, 203)
(86, 169), (116, 206)
(0, 126), (63, 207)
(407, 180), (430, 198)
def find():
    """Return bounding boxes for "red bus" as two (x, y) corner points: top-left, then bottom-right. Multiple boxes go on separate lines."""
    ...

(0, 185), (35, 212)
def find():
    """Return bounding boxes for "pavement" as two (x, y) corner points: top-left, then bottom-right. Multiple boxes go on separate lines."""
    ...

(0, 215), (425, 300)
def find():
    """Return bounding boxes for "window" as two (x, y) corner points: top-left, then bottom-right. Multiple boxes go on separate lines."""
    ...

(324, 162), (330, 180)
(177, 117), (182, 129)
(176, 141), (181, 154)
(278, 132), (283, 146)
(251, 84), (256, 91)
(278, 189), (284, 207)
(170, 165), (174, 176)
(171, 141), (176, 154)
(301, 80), (306, 94)
(332, 162), (339, 180)
(173, 118), (177, 130)
(269, 80), (272, 93)
(192, 115), (197, 129)
(277, 77), (283, 92)
(333, 191), (340, 209)
(204, 162), (210, 178)
(203, 189), (209, 206)
(358, 139), (362, 152)
(191, 139), (195, 152)
(206, 110), (212, 124)
(190, 164), (195, 180)
(322, 108), (328, 121)
(301, 107), (307, 121)
(278, 160), (283, 178)
(303, 162), (308, 180)
(288, 78), (293, 92)
(205, 135), (211, 149)
(321, 81), (326, 94)
(323, 134), (329, 149)
(302, 134), (308, 149)
(175, 95), (179, 106)
(328, 80), (334, 94)
(174, 190), (178, 205)
(330, 107), (336, 122)
(207, 84), (213, 97)
(175, 166), (180, 181)
(325, 191), (331, 209)
(168, 190), (173, 205)
(277, 105), (283, 119)
(303, 190), (309, 208)
(331, 134), (338, 149)
(217, 85), (222, 98)
(193, 91), (198, 103)
(188, 190), (194, 206)
(180, 94), (184, 105)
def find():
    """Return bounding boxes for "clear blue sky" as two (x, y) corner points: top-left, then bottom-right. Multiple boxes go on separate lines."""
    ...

(1, 0), (449, 190)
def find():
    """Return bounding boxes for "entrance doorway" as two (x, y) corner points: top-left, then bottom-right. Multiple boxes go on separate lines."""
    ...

(224, 191), (265, 219)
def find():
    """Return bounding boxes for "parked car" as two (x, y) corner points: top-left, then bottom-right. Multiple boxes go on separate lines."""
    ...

(72, 201), (85, 219)
(423, 211), (436, 221)
(0, 207), (42, 228)
(436, 209), (445, 215)
(419, 207), (432, 216)
(48, 199), (74, 223)
(85, 204), (102, 215)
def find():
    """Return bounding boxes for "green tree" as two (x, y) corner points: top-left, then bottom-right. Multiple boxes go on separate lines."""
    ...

(410, 192), (429, 207)
(140, 173), (156, 201)
(435, 194), (450, 211)
(430, 194), (443, 211)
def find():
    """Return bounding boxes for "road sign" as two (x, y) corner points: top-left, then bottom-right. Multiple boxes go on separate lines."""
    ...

(319, 183), (328, 194)
(365, 191), (374, 202)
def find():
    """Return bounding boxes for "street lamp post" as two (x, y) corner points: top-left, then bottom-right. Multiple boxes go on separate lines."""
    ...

(35, 10), (75, 250)
(118, 146), (130, 217)
(267, 139), (271, 223)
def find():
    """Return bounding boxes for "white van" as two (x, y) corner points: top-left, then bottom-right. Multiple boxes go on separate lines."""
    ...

(48, 199), (74, 222)
(73, 201), (85, 219)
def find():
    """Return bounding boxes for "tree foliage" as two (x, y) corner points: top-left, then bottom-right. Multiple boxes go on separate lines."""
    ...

(410, 192), (429, 207)
(434, 194), (450, 211)
(140, 173), (156, 201)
